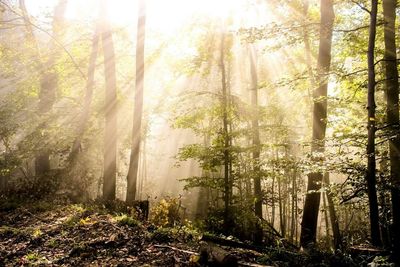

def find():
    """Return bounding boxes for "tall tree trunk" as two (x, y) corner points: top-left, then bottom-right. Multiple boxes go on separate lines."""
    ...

(20, 0), (67, 176)
(37, 1), (67, 175)
(220, 30), (231, 231)
(138, 130), (147, 200)
(271, 172), (275, 227)
(196, 135), (211, 219)
(366, 0), (381, 246)
(383, 0), (400, 257)
(378, 157), (391, 247)
(126, 0), (146, 203)
(322, 186), (331, 246)
(290, 168), (297, 243)
(249, 45), (263, 243)
(101, 0), (117, 200)
(70, 26), (100, 161)
(278, 172), (285, 237)
(300, 0), (334, 247)
(324, 173), (342, 249)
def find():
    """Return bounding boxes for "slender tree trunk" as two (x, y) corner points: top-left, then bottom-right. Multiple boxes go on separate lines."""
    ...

(20, 0), (67, 176)
(220, 29), (231, 231)
(126, 0), (146, 203)
(290, 168), (297, 243)
(138, 128), (147, 200)
(196, 135), (211, 219)
(271, 173), (275, 227)
(322, 186), (331, 246)
(300, 0), (334, 247)
(249, 45), (263, 243)
(101, 0), (117, 200)
(382, 0), (400, 258)
(70, 26), (100, 161)
(278, 172), (285, 237)
(324, 173), (342, 249)
(366, 0), (381, 247)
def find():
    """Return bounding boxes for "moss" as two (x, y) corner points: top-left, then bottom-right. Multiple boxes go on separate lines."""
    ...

(47, 238), (58, 248)
(25, 252), (39, 261)
(151, 227), (173, 243)
(114, 214), (140, 227)
(68, 204), (86, 213)
(63, 214), (81, 227)
(32, 228), (42, 238)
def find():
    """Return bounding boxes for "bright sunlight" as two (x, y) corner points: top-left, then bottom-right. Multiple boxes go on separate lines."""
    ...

(1, 0), (397, 265)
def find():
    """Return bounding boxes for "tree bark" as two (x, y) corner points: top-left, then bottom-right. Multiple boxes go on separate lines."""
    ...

(271, 172), (275, 227)
(383, 0), (400, 257)
(220, 29), (232, 231)
(278, 170), (285, 237)
(126, 0), (146, 203)
(324, 173), (342, 250)
(322, 183), (331, 246)
(366, 0), (381, 247)
(290, 168), (297, 243)
(101, 0), (117, 200)
(249, 45), (263, 243)
(300, 0), (334, 247)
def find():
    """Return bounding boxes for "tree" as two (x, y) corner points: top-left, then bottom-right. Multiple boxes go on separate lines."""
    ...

(19, 0), (68, 176)
(219, 27), (233, 231)
(382, 0), (400, 255)
(365, 0), (381, 246)
(126, 0), (146, 203)
(249, 45), (263, 243)
(324, 173), (341, 249)
(70, 25), (100, 162)
(100, 0), (117, 200)
(300, 0), (334, 247)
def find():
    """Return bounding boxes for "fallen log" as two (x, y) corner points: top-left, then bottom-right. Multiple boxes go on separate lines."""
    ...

(201, 233), (300, 257)
(201, 233), (256, 251)
(199, 241), (238, 267)
(349, 245), (389, 257)
(153, 243), (272, 267)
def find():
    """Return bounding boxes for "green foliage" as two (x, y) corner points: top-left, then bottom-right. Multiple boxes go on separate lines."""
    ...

(32, 228), (43, 238)
(1, 170), (63, 201)
(150, 198), (181, 227)
(25, 252), (40, 262)
(151, 223), (200, 244)
(63, 214), (81, 228)
(114, 214), (140, 228)
(151, 227), (174, 243)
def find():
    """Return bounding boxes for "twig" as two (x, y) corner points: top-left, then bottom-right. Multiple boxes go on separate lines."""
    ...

(351, 0), (371, 13)
(153, 244), (197, 255)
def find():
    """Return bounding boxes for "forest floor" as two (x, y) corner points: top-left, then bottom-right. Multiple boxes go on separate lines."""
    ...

(0, 200), (271, 266)
(0, 200), (376, 266)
